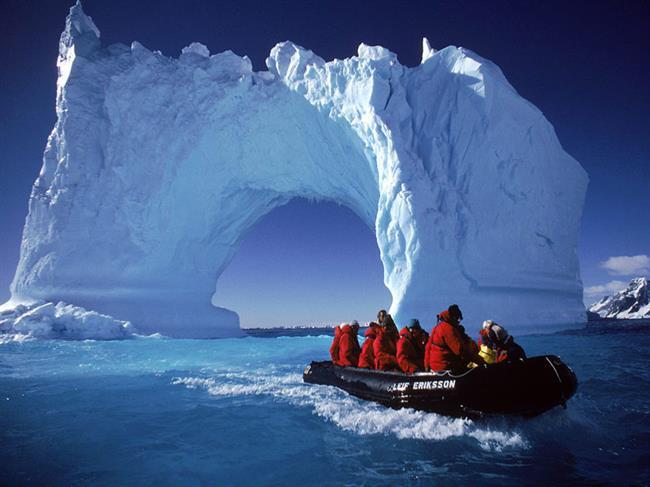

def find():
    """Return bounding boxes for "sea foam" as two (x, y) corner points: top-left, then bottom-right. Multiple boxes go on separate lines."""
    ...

(172, 368), (527, 452)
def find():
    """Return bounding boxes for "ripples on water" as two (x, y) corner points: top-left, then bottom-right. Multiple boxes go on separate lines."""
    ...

(0, 321), (648, 485)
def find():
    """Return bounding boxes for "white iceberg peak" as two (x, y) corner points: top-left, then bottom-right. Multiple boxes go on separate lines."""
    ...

(421, 37), (436, 63)
(357, 43), (396, 62)
(266, 41), (324, 81)
(56, 1), (101, 98)
(181, 42), (210, 57)
(68, 1), (100, 38)
(62, 1), (100, 57)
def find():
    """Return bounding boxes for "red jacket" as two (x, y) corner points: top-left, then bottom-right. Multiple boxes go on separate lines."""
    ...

(397, 327), (423, 373)
(373, 326), (399, 371)
(358, 323), (379, 368)
(329, 326), (342, 365)
(412, 328), (429, 363)
(495, 339), (526, 363)
(337, 324), (361, 367)
(425, 311), (482, 372)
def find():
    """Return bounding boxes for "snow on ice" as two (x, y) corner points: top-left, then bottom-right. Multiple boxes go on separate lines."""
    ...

(588, 277), (650, 320)
(5, 3), (588, 337)
(0, 301), (134, 340)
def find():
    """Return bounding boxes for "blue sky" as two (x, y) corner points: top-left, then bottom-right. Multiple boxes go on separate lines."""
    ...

(1, 0), (648, 326)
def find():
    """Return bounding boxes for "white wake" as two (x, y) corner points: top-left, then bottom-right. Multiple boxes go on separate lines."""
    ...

(172, 368), (527, 452)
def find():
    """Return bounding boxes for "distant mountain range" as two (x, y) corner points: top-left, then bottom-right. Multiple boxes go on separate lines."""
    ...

(588, 277), (650, 320)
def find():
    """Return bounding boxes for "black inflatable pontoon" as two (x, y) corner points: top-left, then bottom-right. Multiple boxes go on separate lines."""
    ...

(303, 355), (577, 418)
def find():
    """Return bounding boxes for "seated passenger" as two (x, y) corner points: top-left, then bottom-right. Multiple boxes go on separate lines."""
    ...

(376, 309), (399, 340)
(373, 314), (400, 371)
(491, 324), (526, 363)
(377, 309), (388, 325)
(358, 322), (380, 368)
(397, 320), (424, 373)
(480, 320), (526, 363)
(497, 336), (526, 363)
(337, 320), (361, 367)
(329, 324), (343, 365)
(408, 319), (428, 364)
(477, 320), (498, 364)
(425, 304), (485, 372)
(386, 313), (400, 343)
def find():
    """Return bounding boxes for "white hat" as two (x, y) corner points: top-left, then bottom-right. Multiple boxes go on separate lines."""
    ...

(491, 324), (509, 343)
(482, 320), (496, 329)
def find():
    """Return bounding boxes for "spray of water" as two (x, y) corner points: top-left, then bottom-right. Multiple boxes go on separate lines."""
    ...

(172, 368), (527, 452)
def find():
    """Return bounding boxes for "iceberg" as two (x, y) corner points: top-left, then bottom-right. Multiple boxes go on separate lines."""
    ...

(0, 301), (134, 340)
(6, 3), (588, 337)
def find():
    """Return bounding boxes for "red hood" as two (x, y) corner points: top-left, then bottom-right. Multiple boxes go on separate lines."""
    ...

(438, 310), (451, 323)
(340, 324), (358, 335)
(399, 327), (413, 338)
(364, 323), (379, 338)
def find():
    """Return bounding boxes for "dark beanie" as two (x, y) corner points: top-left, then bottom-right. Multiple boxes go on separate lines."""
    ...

(408, 318), (421, 330)
(448, 304), (463, 321)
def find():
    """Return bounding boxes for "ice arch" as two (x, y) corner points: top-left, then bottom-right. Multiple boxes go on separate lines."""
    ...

(9, 4), (588, 337)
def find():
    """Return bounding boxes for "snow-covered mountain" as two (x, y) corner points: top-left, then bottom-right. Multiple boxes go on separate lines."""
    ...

(4, 3), (588, 337)
(588, 278), (650, 320)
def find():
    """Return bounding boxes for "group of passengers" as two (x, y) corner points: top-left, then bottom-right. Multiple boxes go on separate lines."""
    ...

(329, 305), (526, 373)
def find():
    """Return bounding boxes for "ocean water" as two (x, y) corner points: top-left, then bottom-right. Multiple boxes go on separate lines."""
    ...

(1, 322), (649, 486)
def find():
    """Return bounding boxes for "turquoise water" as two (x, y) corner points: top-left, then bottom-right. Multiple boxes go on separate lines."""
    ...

(1, 322), (649, 485)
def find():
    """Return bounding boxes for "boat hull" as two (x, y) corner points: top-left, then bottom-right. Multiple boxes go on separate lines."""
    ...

(303, 355), (577, 418)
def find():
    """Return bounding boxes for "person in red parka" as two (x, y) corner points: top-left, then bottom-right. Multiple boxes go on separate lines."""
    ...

(376, 310), (398, 341)
(377, 309), (388, 325)
(329, 324), (343, 365)
(358, 322), (380, 368)
(478, 320), (526, 364)
(397, 319), (424, 373)
(408, 319), (428, 365)
(425, 304), (484, 372)
(374, 315), (399, 371)
(337, 321), (361, 367)
(488, 323), (527, 363)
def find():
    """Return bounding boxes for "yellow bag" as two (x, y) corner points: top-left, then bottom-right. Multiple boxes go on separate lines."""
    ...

(478, 344), (497, 364)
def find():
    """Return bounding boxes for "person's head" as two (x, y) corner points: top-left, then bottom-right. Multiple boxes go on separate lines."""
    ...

(377, 309), (388, 324)
(481, 320), (495, 344)
(482, 320), (495, 330)
(383, 314), (396, 329)
(489, 324), (509, 346)
(447, 304), (463, 325)
(407, 318), (421, 332)
(350, 320), (360, 331)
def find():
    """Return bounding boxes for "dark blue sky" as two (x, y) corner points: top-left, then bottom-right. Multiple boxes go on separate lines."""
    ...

(1, 0), (648, 325)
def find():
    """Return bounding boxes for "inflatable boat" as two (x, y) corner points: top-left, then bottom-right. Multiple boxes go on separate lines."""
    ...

(303, 355), (577, 418)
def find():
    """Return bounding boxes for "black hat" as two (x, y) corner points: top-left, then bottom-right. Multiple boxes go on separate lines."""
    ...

(448, 304), (463, 321)
(407, 318), (421, 330)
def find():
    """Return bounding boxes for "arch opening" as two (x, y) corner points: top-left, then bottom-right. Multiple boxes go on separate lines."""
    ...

(213, 198), (392, 329)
